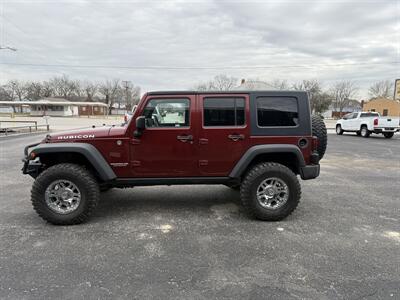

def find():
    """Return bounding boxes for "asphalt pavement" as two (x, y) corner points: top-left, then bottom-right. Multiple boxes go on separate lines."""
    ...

(0, 132), (399, 299)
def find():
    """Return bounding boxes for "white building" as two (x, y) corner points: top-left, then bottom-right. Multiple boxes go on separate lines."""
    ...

(29, 98), (79, 116)
(0, 98), (108, 117)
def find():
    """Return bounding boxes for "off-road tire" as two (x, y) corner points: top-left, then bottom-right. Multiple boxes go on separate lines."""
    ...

(383, 132), (394, 139)
(240, 162), (301, 221)
(312, 115), (327, 160)
(360, 125), (370, 138)
(31, 163), (100, 225)
(336, 124), (344, 135)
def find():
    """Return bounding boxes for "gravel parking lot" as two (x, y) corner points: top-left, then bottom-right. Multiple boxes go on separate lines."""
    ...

(0, 133), (399, 299)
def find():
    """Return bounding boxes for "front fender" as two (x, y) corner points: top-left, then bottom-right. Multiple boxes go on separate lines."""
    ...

(23, 143), (116, 181)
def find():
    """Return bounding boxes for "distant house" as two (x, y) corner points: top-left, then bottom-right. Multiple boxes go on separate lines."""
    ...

(29, 98), (78, 116)
(0, 98), (108, 117)
(235, 79), (277, 90)
(78, 105), (107, 116)
(362, 97), (400, 117)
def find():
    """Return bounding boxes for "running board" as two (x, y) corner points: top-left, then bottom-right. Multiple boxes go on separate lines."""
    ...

(113, 177), (236, 187)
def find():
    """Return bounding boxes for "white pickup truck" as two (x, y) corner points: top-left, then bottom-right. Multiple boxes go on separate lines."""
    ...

(336, 112), (400, 138)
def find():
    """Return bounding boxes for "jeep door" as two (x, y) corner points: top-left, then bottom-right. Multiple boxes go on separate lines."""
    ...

(129, 95), (198, 177)
(197, 94), (250, 176)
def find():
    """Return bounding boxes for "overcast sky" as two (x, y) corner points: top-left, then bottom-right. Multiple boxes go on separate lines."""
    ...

(0, 0), (399, 98)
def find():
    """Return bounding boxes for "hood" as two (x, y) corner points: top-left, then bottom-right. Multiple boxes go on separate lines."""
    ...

(47, 126), (113, 142)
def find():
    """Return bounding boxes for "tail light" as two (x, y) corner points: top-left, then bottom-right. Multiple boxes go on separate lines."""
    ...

(374, 118), (378, 126)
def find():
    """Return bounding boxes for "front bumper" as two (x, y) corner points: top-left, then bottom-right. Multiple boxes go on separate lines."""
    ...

(22, 158), (42, 178)
(300, 164), (320, 180)
(22, 142), (42, 178)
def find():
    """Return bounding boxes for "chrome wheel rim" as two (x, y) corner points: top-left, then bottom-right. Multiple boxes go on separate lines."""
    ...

(361, 127), (367, 135)
(256, 177), (289, 210)
(45, 180), (81, 214)
(336, 126), (341, 134)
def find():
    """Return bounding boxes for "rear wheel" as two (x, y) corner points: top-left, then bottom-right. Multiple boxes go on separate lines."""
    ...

(31, 163), (100, 225)
(360, 126), (370, 138)
(383, 132), (394, 139)
(240, 162), (301, 221)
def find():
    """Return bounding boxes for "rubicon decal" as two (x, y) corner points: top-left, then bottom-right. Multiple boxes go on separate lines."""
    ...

(57, 134), (95, 140)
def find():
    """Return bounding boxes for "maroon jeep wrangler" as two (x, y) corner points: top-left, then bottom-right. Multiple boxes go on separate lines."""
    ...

(22, 91), (327, 225)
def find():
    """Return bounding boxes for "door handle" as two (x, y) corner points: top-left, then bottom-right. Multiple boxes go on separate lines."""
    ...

(177, 134), (193, 142)
(228, 134), (245, 141)
(199, 138), (208, 145)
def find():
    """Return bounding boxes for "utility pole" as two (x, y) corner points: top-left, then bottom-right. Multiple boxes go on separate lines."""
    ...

(122, 80), (131, 110)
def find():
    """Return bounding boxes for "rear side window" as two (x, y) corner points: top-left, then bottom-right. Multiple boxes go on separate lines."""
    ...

(257, 97), (299, 127)
(360, 112), (379, 118)
(203, 97), (245, 126)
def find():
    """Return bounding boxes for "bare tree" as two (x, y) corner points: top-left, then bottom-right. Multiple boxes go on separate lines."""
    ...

(129, 85), (141, 109)
(293, 80), (331, 114)
(268, 79), (289, 90)
(330, 81), (358, 115)
(80, 81), (98, 102)
(26, 81), (43, 100)
(8, 80), (28, 112)
(41, 81), (54, 98)
(211, 74), (238, 91)
(72, 80), (84, 100)
(368, 80), (394, 99)
(194, 74), (238, 91)
(9, 80), (28, 101)
(50, 74), (76, 99)
(98, 79), (122, 114)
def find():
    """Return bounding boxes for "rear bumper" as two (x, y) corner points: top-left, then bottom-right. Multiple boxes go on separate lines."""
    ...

(300, 164), (320, 180)
(373, 127), (400, 133)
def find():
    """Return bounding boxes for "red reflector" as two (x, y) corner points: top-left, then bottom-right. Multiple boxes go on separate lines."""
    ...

(374, 118), (378, 126)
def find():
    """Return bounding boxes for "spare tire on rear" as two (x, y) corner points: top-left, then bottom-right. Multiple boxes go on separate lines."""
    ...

(311, 115), (327, 160)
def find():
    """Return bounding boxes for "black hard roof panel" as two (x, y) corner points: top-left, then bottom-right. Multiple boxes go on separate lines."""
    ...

(147, 90), (306, 95)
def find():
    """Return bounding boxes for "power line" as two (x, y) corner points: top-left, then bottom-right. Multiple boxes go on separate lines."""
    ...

(0, 61), (398, 70)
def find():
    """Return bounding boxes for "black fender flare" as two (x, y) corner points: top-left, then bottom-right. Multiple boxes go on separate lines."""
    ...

(229, 144), (306, 178)
(30, 143), (116, 181)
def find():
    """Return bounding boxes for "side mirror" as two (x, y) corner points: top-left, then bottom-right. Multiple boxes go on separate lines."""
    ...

(134, 116), (146, 137)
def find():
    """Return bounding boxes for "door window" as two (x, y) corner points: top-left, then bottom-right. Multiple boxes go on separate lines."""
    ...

(203, 97), (245, 127)
(143, 98), (190, 128)
(382, 109), (388, 116)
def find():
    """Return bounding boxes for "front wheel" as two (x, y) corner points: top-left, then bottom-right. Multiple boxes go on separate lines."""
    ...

(240, 162), (301, 221)
(336, 125), (344, 135)
(31, 163), (100, 225)
(383, 132), (394, 139)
